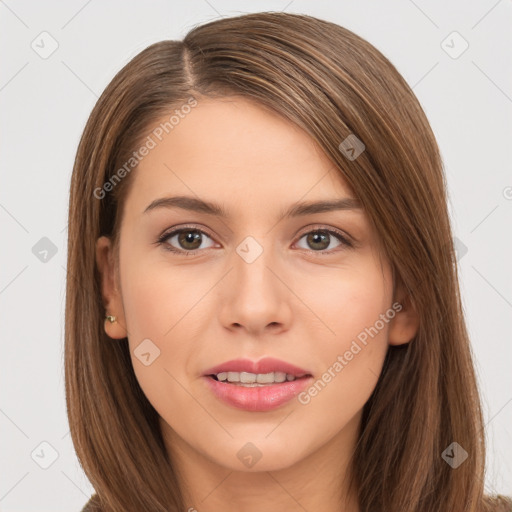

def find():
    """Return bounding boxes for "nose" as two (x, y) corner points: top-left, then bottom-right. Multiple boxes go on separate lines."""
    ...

(218, 240), (292, 336)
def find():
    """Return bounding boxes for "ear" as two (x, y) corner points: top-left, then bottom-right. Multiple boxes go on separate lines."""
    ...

(388, 280), (420, 346)
(95, 236), (128, 339)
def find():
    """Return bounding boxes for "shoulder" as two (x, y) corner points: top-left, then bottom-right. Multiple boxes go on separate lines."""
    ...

(482, 494), (512, 512)
(80, 494), (101, 512)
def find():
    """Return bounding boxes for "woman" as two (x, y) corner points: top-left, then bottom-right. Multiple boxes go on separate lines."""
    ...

(66, 11), (511, 512)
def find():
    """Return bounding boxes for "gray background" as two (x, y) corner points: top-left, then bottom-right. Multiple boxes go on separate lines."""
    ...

(1, 0), (511, 510)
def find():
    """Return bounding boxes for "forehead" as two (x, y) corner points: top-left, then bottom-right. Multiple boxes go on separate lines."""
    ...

(123, 96), (355, 217)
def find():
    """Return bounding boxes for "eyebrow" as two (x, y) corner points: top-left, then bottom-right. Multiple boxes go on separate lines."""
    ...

(143, 195), (362, 218)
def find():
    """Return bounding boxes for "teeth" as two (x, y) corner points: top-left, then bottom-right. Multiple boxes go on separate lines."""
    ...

(214, 371), (298, 384)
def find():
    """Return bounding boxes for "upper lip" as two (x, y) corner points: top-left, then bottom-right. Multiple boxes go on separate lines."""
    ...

(203, 357), (312, 377)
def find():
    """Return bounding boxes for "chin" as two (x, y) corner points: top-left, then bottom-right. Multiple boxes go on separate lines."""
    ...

(206, 436), (306, 473)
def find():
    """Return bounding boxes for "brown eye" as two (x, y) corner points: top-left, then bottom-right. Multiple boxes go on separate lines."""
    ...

(158, 227), (215, 253)
(305, 232), (330, 251)
(176, 230), (203, 250)
(296, 229), (351, 253)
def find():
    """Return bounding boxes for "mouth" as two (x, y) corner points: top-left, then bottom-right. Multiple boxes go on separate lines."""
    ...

(203, 372), (314, 412)
(201, 357), (314, 411)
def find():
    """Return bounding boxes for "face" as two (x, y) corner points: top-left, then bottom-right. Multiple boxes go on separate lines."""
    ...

(96, 96), (418, 477)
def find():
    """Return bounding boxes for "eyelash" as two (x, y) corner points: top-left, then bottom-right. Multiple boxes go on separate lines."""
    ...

(156, 224), (353, 256)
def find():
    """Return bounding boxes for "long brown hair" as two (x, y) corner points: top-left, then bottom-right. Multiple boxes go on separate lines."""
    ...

(65, 11), (511, 512)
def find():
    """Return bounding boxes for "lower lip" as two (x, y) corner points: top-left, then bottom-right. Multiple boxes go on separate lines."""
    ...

(203, 375), (313, 412)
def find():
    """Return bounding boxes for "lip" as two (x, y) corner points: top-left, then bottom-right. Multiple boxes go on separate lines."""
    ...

(202, 357), (314, 412)
(202, 357), (312, 378)
(203, 374), (313, 412)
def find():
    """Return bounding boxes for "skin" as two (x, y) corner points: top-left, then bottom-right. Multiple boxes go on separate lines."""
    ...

(96, 96), (419, 512)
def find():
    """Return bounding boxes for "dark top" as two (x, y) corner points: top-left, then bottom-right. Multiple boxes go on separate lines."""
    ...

(80, 494), (99, 512)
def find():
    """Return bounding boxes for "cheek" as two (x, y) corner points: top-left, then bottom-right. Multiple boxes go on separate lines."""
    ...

(300, 257), (392, 344)
(118, 252), (207, 415)
(119, 250), (203, 340)
(293, 263), (391, 429)
(294, 328), (388, 445)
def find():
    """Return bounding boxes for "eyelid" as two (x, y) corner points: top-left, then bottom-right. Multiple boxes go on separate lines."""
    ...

(159, 223), (214, 239)
(295, 224), (353, 244)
